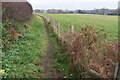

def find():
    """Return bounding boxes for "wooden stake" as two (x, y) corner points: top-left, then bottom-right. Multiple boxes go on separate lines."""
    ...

(70, 25), (74, 33)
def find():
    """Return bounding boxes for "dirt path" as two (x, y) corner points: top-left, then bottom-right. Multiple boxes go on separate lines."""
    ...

(41, 21), (63, 78)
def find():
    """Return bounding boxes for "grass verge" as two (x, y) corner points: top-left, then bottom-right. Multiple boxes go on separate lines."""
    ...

(44, 19), (78, 78)
(2, 15), (48, 78)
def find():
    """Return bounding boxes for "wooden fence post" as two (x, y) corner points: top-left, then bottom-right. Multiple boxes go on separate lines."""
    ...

(53, 20), (55, 29)
(58, 23), (61, 37)
(54, 22), (57, 34)
(114, 62), (120, 79)
(70, 25), (74, 33)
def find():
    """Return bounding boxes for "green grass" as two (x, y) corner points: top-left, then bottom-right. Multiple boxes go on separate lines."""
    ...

(46, 22), (76, 78)
(47, 14), (118, 40)
(2, 15), (48, 78)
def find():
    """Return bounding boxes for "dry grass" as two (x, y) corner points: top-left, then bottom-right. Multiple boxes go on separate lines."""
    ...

(61, 26), (118, 78)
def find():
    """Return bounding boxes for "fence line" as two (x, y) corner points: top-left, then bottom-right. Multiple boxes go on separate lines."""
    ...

(37, 14), (75, 45)
(37, 14), (119, 78)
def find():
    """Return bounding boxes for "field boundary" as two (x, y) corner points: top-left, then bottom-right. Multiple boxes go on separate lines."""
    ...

(37, 14), (104, 78)
(37, 14), (119, 78)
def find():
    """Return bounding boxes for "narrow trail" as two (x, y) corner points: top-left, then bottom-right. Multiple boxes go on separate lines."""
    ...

(41, 18), (63, 78)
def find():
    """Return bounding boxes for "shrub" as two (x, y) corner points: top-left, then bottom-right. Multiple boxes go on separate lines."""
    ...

(62, 26), (118, 78)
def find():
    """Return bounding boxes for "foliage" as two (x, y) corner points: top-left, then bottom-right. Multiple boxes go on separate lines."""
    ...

(63, 26), (118, 78)
(43, 14), (119, 78)
(2, 15), (48, 78)
(44, 22), (75, 78)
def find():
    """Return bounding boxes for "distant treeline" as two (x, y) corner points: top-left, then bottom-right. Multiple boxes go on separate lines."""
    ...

(2, 2), (33, 23)
(76, 9), (118, 15)
(34, 8), (118, 15)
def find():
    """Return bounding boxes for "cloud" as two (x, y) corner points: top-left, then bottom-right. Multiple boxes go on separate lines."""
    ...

(27, 0), (119, 10)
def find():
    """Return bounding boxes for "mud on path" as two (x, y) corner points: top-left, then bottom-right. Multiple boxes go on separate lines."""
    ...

(41, 21), (63, 78)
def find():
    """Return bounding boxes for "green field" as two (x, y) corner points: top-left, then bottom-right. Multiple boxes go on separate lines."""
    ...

(47, 14), (118, 40)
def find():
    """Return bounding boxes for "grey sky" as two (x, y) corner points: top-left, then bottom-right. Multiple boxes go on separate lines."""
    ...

(27, 0), (119, 10)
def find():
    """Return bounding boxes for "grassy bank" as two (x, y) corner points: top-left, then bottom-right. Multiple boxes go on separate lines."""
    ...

(43, 17), (78, 78)
(2, 15), (48, 78)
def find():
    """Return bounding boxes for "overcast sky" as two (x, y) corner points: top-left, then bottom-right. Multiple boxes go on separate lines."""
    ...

(27, 0), (119, 10)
